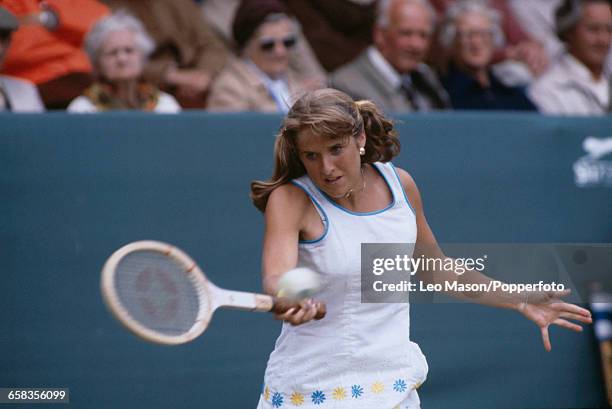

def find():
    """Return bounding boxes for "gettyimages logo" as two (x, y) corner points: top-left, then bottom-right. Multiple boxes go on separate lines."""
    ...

(573, 136), (612, 187)
(361, 243), (612, 304)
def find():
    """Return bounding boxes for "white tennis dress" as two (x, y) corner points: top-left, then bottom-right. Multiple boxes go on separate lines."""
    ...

(257, 162), (428, 409)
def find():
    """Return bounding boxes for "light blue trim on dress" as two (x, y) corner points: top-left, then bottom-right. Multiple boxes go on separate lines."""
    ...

(290, 180), (330, 244)
(315, 163), (395, 216)
(390, 163), (416, 216)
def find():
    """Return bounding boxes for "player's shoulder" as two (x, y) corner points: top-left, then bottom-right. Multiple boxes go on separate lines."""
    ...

(266, 183), (311, 214)
(392, 166), (418, 191)
(391, 165), (423, 212)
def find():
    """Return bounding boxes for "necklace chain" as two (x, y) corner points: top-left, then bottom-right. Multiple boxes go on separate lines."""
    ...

(329, 165), (366, 199)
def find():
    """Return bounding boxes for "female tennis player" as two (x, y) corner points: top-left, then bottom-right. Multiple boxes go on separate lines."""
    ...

(250, 88), (592, 408)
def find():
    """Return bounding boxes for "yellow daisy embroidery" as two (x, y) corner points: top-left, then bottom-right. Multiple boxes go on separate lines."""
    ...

(264, 386), (270, 401)
(290, 392), (304, 406)
(332, 387), (347, 400)
(371, 381), (384, 393)
(415, 382), (422, 389)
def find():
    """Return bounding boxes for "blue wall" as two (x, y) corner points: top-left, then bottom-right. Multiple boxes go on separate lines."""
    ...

(1, 112), (611, 409)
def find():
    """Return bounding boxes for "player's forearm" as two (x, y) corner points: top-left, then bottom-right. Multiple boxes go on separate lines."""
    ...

(420, 259), (523, 310)
(262, 272), (282, 296)
(453, 269), (523, 310)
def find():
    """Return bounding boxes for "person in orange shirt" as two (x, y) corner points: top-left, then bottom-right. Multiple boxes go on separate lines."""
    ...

(0, 0), (109, 109)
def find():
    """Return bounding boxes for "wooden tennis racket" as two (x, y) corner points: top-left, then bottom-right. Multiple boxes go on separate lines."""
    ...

(100, 240), (325, 345)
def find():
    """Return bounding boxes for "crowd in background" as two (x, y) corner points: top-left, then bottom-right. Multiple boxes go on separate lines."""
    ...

(0, 0), (610, 115)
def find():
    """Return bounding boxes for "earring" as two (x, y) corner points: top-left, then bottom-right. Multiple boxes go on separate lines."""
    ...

(359, 147), (366, 156)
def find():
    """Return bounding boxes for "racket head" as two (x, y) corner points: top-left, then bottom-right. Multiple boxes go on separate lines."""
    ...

(101, 240), (213, 345)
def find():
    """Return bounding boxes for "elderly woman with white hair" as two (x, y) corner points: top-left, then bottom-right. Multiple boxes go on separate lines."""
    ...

(438, 0), (537, 110)
(68, 11), (180, 113)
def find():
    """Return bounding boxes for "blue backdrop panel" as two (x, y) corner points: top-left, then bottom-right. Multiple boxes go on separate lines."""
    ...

(1, 112), (610, 409)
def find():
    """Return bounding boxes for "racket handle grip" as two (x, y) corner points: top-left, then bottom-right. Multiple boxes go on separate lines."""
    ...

(272, 298), (327, 320)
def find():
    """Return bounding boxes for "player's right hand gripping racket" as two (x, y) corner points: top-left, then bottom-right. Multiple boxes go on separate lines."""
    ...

(101, 240), (326, 345)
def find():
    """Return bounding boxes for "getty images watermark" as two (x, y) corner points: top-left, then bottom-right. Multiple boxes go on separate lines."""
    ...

(360, 243), (612, 303)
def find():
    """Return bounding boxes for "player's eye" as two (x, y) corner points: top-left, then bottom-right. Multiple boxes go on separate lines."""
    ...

(303, 152), (317, 161)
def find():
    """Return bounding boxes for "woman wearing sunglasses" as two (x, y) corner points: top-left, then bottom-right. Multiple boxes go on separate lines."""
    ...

(208, 0), (322, 112)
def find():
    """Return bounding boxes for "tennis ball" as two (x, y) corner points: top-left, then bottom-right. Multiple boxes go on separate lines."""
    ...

(277, 267), (321, 300)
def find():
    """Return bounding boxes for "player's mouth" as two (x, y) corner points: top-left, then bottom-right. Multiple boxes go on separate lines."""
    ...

(324, 175), (343, 185)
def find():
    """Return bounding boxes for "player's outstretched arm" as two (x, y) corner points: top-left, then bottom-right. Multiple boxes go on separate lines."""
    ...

(395, 167), (592, 350)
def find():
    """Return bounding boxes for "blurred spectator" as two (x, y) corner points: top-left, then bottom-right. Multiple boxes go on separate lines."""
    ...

(590, 284), (612, 406)
(282, 0), (377, 72)
(509, 0), (570, 62)
(528, 0), (611, 115)
(0, 0), (109, 109)
(608, 76), (612, 114)
(510, 0), (612, 74)
(199, 0), (236, 48)
(438, 0), (537, 110)
(207, 0), (316, 112)
(102, 0), (227, 108)
(330, 0), (451, 113)
(431, 0), (549, 85)
(67, 11), (180, 113)
(200, 0), (326, 89)
(0, 6), (44, 112)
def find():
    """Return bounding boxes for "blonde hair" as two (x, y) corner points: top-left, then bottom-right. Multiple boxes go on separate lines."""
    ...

(250, 88), (400, 212)
(85, 10), (155, 66)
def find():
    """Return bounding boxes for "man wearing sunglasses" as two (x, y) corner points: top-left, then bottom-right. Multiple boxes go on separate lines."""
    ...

(208, 0), (314, 112)
(331, 0), (451, 113)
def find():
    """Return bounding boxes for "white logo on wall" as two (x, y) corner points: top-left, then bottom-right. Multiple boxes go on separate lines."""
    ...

(573, 137), (612, 187)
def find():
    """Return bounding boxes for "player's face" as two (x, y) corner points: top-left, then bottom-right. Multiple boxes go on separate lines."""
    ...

(453, 12), (495, 71)
(245, 19), (295, 80)
(296, 130), (365, 198)
(97, 29), (144, 83)
(567, 2), (612, 74)
(374, 1), (433, 74)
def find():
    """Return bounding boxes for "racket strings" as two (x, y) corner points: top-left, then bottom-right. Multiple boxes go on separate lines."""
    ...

(114, 250), (204, 336)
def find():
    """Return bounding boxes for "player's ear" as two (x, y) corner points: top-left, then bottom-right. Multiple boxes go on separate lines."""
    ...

(356, 132), (366, 149)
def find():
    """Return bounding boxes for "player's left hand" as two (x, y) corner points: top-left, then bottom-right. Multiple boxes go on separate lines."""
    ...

(517, 289), (592, 351)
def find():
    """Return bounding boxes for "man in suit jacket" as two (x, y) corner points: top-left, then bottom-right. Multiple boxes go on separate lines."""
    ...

(331, 0), (451, 113)
(0, 5), (44, 112)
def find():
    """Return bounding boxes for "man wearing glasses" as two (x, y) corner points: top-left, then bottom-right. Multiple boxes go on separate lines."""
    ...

(331, 0), (451, 113)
